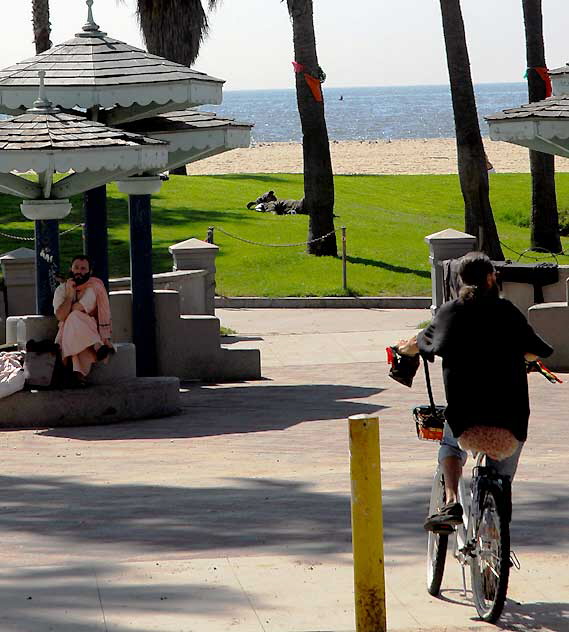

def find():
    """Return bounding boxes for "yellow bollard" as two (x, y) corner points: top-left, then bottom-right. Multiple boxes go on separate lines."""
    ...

(349, 414), (387, 632)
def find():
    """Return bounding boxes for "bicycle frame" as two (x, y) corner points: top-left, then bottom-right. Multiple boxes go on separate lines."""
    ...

(454, 453), (485, 596)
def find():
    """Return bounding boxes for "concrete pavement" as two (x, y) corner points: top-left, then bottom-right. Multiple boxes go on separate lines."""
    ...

(1, 308), (567, 631)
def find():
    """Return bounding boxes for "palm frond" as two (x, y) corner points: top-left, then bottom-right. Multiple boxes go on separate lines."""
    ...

(136, 0), (214, 67)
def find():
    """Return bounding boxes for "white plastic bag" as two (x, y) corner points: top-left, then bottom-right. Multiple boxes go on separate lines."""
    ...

(0, 352), (25, 400)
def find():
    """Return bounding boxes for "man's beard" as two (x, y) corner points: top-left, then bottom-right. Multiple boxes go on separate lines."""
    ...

(73, 273), (91, 286)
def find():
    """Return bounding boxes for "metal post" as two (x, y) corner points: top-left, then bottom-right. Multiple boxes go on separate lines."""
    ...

(342, 226), (347, 291)
(34, 219), (60, 316)
(206, 226), (215, 244)
(128, 194), (158, 376)
(84, 184), (109, 290)
(348, 414), (387, 632)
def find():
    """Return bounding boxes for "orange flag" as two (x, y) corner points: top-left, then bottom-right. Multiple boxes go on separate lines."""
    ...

(304, 73), (323, 102)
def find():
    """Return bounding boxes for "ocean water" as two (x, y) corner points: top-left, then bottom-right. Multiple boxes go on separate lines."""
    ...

(0, 82), (529, 143)
(205, 83), (529, 143)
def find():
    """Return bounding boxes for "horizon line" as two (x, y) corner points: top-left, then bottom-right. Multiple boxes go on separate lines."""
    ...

(222, 80), (527, 93)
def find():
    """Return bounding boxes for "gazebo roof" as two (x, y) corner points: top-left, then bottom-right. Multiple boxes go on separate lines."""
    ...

(120, 110), (252, 172)
(485, 96), (569, 123)
(122, 109), (253, 134)
(0, 1), (223, 114)
(0, 111), (166, 152)
(0, 73), (169, 200)
(486, 96), (569, 158)
(0, 108), (167, 174)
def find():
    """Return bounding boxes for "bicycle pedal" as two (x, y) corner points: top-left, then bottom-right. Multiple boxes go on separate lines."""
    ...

(509, 550), (521, 570)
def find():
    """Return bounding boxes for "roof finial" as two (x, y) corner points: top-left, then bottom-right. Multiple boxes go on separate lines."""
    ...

(84, 0), (99, 31)
(30, 70), (54, 111)
(77, 0), (107, 37)
(34, 70), (51, 108)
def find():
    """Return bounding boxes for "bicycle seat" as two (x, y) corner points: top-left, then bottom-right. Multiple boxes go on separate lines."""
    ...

(458, 426), (519, 461)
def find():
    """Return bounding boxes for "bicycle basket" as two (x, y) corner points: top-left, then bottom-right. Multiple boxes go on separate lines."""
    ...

(413, 405), (446, 442)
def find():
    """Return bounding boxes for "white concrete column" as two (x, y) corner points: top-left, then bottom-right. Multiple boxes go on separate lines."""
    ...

(424, 228), (476, 314)
(0, 247), (37, 317)
(169, 238), (219, 315)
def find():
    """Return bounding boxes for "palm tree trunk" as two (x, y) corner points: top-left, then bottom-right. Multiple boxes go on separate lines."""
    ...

(522, 0), (561, 253)
(287, 0), (337, 256)
(32, 0), (51, 54)
(439, 0), (504, 260)
(32, 0), (58, 315)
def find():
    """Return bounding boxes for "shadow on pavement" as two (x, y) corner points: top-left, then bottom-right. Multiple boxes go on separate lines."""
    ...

(0, 563), (252, 632)
(40, 383), (386, 440)
(0, 475), (418, 559)
(496, 600), (569, 632)
(1, 474), (566, 561)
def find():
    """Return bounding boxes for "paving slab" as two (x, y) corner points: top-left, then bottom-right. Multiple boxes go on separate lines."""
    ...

(217, 308), (431, 368)
(0, 308), (567, 631)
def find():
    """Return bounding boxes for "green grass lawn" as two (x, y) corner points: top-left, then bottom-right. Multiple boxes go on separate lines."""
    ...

(1, 172), (569, 296)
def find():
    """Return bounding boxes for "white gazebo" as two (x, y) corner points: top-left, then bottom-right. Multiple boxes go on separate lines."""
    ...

(0, 0), (252, 376)
(486, 64), (569, 157)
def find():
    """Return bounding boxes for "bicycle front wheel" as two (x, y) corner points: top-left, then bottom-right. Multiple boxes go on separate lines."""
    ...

(470, 486), (510, 622)
(426, 468), (448, 596)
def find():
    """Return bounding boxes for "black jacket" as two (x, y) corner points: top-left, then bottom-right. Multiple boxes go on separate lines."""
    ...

(417, 296), (552, 442)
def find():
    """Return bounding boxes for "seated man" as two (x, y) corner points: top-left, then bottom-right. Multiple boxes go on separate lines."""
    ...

(398, 252), (552, 531)
(53, 255), (113, 384)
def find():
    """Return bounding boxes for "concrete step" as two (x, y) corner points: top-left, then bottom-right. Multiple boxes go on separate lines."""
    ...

(218, 346), (262, 381)
(88, 343), (136, 384)
(157, 314), (222, 379)
(1, 377), (180, 429)
(179, 314), (220, 341)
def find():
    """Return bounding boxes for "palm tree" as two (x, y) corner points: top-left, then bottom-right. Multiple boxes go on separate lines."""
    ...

(32, 0), (52, 54)
(522, 0), (561, 254)
(135, 0), (215, 68)
(439, 0), (504, 260)
(135, 0), (337, 256)
(32, 0), (60, 315)
(286, 1), (336, 256)
(135, 1), (218, 176)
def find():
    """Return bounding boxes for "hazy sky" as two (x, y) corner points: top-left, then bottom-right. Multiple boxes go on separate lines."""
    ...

(3, 0), (569, 91)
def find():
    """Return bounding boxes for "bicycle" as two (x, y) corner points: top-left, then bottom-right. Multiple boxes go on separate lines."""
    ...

(416, 357), (561, 623)
(426, 450), (513, 622)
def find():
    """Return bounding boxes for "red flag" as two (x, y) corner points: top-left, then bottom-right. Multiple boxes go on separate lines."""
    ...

(534, 67), (552, 98)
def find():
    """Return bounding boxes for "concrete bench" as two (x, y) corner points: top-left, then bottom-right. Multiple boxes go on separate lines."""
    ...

(1, 377), (180, 428)
(5, 315), (136, 383)
(528, 278), (569, 371)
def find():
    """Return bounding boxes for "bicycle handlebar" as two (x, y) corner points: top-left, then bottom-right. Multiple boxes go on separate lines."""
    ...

(525, 359), (563, 383)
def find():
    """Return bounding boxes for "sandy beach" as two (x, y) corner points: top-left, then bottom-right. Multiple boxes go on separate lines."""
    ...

(185, 138), (569, 176)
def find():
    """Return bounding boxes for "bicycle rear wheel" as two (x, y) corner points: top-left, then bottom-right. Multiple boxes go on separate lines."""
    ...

(470, 485), (510, 622)
(426, 468), (448, 596)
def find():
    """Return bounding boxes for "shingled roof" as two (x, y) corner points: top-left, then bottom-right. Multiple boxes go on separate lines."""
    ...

(0, 38), (222, 89)
(548, 64), (569, 76)
(0, 110), (165, 151)
(0, 2), (223, 112)
(121, 110), (253, 134)
(485, 96), (569, 122)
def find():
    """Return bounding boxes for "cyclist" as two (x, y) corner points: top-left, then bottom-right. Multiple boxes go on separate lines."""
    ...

(398, 252), (553, 532)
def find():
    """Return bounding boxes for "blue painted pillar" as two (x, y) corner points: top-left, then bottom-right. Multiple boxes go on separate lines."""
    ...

(34, 219), (60, 316)
(128, 194), (157, 376)
(83, 185), (109, 290)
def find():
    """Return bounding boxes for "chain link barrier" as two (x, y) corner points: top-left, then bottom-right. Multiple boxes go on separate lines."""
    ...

(211, 225), (347, 290)
(213, 225), (339, 248)
(0, 223), (83, 243)
(499, 240), (569, 261)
